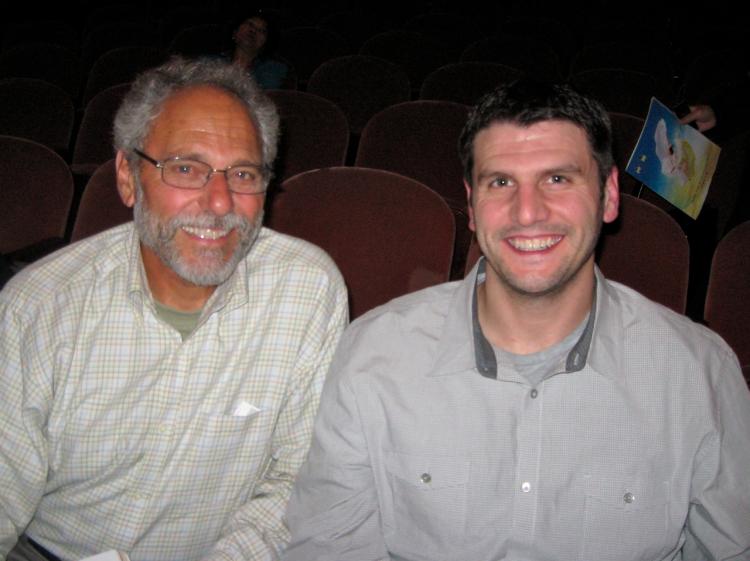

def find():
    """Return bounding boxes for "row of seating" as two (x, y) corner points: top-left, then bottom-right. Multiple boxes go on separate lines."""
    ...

(3, 0), (745, 113)
(6, 73), (748, 245)
(0, 90), (662, 274)
(0, 71), (672, 177)
(2, 137), (747, 378)
(1, 28), (740, 112)
(0, 54), (680, 163)
(3, 78), (747, 297)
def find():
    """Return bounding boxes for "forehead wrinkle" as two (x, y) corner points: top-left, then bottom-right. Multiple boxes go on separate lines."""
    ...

(146, 86), (261, 168)
(472, 121), (597, 182)
(160, 151), (262, 168)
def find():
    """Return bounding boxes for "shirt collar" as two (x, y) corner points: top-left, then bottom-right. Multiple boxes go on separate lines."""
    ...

(430, 257), (608, 379)
(586, 266), (623, 377)
(428, 260), (484, 377)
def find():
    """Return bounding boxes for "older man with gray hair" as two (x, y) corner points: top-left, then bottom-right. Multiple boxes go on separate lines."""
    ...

(0, 57), (348, 561)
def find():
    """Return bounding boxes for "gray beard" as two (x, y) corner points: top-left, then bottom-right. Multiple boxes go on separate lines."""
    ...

(133, 184), (263, 287)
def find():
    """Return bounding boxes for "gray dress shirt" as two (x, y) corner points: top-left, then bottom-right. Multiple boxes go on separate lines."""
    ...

(284, 261), (750, 561)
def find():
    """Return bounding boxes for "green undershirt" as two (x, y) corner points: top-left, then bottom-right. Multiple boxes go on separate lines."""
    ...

(153, 300), (202, 340)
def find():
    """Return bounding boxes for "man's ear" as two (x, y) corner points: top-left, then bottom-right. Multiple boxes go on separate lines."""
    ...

(602, 166), (619, 224)
(115, 150), (137, 208)
(464, 179), (476, 232)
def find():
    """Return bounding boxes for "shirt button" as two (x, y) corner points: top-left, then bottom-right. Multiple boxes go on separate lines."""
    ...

(623, 492), (635, 504)
(530, 389), (538, 399)
(521, 481), (531, 493)
(420, 473), (432, 484)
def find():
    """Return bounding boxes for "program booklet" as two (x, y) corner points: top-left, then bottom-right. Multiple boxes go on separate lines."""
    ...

(625, 97), (721, 219)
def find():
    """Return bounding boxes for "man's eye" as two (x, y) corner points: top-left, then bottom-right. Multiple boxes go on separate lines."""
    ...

(174, 163), (196, 175)
(550, 175), (567, 184)
(233, 168), (259, 182)
(489, 177), (510, 187)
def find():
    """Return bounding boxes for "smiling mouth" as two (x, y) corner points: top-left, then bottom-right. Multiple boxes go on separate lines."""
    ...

(181, 226), (232, 240)
(507, 236), (562, 251)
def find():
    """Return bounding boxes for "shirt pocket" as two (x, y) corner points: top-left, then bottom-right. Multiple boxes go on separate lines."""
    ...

(189, 405), (270, 468)
(382, 451), (470, 558)
(579, 476), (671, 561)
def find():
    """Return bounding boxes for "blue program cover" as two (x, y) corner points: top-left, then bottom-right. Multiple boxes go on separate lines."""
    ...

(625, 97), (720, 219)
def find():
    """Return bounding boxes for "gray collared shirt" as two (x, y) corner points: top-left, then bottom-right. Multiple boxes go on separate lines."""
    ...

(284, 260), (750, 561)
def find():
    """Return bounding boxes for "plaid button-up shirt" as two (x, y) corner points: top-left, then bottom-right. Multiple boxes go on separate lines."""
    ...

(0, 223), (348, 561)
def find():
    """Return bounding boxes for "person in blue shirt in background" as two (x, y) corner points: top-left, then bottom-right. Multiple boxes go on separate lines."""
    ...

(226, 9), (290, 90)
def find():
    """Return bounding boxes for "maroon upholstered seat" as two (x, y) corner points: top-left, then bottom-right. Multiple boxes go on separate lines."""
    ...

(0, 78), (75, 157)
(704, 220), (750, 370)
(0, 135), (73, 260)
(70, 159), (132, 243)
(71, 83), (131, 177)
(306, 55), (410, 136)
(355, 100), (471, 278)
(268, 167), (455, 319)
(419, 62), (522, 107)
(266, 90), (349, 183)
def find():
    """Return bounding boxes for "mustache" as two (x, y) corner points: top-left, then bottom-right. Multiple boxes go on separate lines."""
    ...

(150, 211), (255, 244)
(168, 212), (251, 232)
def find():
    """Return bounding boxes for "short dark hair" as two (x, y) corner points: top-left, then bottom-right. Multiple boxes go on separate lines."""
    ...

(459, 79), (614, 188)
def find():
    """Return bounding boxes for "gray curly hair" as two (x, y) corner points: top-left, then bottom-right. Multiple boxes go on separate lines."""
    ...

(113, 56), (280, 178)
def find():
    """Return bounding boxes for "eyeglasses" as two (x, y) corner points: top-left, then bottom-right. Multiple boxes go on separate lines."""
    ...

(133, 149), (268, 195)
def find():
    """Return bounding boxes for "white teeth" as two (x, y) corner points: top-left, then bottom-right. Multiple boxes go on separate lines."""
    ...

(182, 226), (230, 240)
(508, 236), (561, 251)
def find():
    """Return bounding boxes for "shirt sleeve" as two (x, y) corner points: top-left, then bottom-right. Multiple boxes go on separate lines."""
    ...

(0, 297), (50, 556)
(203, 271), (349, 561)
(282, 326), (391, 561)
(684, 351), (750, 561)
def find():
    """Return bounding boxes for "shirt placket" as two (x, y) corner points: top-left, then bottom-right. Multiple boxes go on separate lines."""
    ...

(510, 379), (545, 550)
(126, 321), (188, 528)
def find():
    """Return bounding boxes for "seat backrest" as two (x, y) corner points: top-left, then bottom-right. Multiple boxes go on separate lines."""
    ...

(596, 193), (690, 314)
(70, 159), (132, 242)
(356, 100), (469, 205)
(460, 36), (560, 82)
(0, 42), (81, 100)
(167, 23), (227, 58)
(0, 77), (75, 156)
(355, 100), (472, 277)
(306, 55), (410, 135)
(1, 20), (79, 52)
(570, 69), (658, 118)
(680, 48), (746, 106)
(160, 5), (224, 49)
(0, 135), (74, 255)
(359, 30), (450, 95)
(704, 220), (750, 367)
(81, 46), (167, 107)
(317, 9), (389, 52)
(609, 111), (647, 196)
(419, 61), (522, 106)
(279, 26), (351, 87)
(402, 11), (483, 61)
(697, 130), (750, 246)
(267, 167), (455, 319)
(568, 40), (673, 95)
(463, 193), (690, 314)
(265, 90), (349, 182)
(80, 21), (162, 73)
(72, 83), (131, 176)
